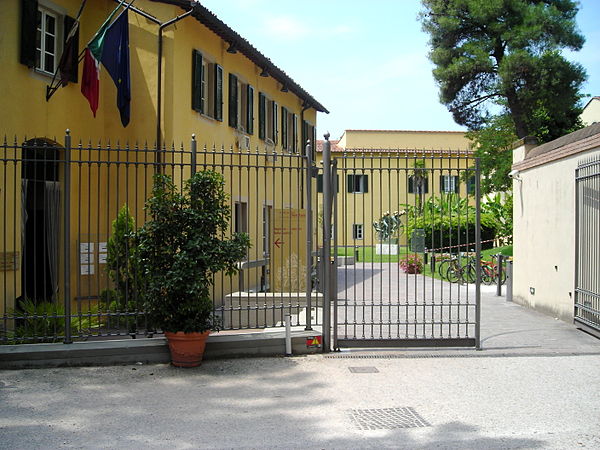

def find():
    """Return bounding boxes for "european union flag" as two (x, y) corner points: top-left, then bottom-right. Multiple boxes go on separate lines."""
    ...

(101, 10), (131, 127)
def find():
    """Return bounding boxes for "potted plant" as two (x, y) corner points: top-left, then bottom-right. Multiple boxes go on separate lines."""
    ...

(138, 171), (250, 367)
(399, 254), (423, 274)
(373, 210), (405, 255)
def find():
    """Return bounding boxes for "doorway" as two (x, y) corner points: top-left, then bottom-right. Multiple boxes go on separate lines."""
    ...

(21, 138), (61, 303)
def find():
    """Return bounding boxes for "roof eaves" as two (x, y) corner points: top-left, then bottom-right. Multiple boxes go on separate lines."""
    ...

(153, 0), (329, 113)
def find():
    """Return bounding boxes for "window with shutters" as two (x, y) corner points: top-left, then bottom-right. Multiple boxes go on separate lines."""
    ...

(258, 92), (278, 143)
(281, 107), (288, 150)
(408, 175), (429, 194)
(36, 6), (59, 75)
(302, 120), (315, 155)
(192, 50), (223, 120)
(440, 175), (459, 193)
(20, 0), (80, 81)
(228, 74), (254, 134)
(287, 112), (297, 152)
(352, 224), (364, 240)
(347, 174), (368, 194)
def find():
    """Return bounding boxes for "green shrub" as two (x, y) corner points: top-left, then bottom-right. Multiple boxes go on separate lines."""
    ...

(3, 298), (100, 344)
(138, 172), (251, 333)
(402, 194), (496, 251)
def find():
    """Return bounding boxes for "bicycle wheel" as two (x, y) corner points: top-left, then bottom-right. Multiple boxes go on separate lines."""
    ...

(446, 266), (461, 283)
(462, 263), (477, 284)
(481, 264), (494, 285)
(438, 259), (451, 279)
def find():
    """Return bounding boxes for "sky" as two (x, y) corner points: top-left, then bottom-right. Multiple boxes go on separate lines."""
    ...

(200, 0), (600, 140)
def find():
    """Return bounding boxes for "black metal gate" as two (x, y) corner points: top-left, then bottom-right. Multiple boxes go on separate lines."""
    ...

(319, 138), (481, 349)
(575, 155), (600, 337)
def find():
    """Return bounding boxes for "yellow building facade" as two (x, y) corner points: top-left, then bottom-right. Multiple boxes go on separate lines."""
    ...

(317, 130), (475, 248)
(0, 0), (325, 327)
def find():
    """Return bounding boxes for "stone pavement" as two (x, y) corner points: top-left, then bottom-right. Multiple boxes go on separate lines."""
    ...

(1, 285), (600, 449)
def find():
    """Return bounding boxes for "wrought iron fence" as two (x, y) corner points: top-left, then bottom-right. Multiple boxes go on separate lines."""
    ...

(317, 142), (482, 349)
(1, 132), (320, 344)
(575, 155), (600, 336)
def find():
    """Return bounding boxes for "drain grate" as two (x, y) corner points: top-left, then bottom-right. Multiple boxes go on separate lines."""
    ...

(348, 366), (379, 373)
(347, 407), (430, 430)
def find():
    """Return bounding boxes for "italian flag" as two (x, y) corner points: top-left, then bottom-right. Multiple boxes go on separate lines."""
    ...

(80, 6), (121, 117)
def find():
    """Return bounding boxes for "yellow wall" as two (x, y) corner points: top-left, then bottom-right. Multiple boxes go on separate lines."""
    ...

(318, 130), (475, 249)
(338, 130), (471, 151)
(0, 0), (319, 320)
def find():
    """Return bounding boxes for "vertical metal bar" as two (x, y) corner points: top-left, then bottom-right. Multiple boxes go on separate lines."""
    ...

(284, 313), (292, 356)
(474, 158), (481, 350)
(332, 159), (338, 351)
(506, 260), (513, 302)
(321, 133), (332, 352)
(190, 134), (197, 176)
(496, 254), (503, 296)
(574, 163), (580, 322)
(63, 130), (72, 344)
(305, 141), (313, 331)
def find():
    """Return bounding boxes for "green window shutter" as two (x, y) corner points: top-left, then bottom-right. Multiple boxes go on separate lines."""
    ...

(191, 50), (203, 112)
(408, 176), (414, 194)
(281, 107), (288, 149)
(440, 175), (445, 193)
(20, 0), (38, 67)
(453, 175), (460, 193)
(424, 177), (429, 194)
(317, 174), (323, 193)
(363, 175), (368, 193)
(292, 113), (298, 152)
(246, 84), (254, 134)
(215, 64), (223, 121)
(63, 15), (79, 83)
(301, 120), (307, 150)
(347, 174), (355, 193)
(273, 102), (278, 144)
(228, 73), (238, 128)
(258, 93), (266, 140)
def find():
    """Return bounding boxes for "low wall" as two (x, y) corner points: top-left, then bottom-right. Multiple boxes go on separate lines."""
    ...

(0, 330), (323, 369)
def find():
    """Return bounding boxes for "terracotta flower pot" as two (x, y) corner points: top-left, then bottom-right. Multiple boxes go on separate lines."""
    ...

(164, 331), (211, 367)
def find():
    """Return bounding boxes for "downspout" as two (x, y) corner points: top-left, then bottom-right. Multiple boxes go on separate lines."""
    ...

(156, 8), (195, 168)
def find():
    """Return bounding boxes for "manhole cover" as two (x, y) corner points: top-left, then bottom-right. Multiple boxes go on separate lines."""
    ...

(348, 366), (379, 373)
(347, 407), (430, 430)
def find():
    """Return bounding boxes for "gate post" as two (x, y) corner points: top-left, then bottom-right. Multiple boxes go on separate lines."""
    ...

(332, 159), (338, 351)
(475, 158), (481, 350)
(63, 130), (72, 344)
(190, 133), (197, 176)
(305, 140), (313, 331)
(321, 133), (333, 352)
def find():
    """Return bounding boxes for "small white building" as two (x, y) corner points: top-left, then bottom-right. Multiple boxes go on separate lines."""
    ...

(581, 97), (600, 126)
(512, 123), (600, 337)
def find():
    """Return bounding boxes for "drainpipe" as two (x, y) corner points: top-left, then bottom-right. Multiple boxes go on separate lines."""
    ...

(156, 8), (195, 167)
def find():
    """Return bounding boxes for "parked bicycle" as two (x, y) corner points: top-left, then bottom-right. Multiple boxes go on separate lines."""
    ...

(445, 254), (477, 284)
(481, 258), (507, 285)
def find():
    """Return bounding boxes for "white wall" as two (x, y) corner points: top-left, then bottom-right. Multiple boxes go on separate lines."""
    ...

(581, 98), (600, 126)
(512, 147), (600, 321)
